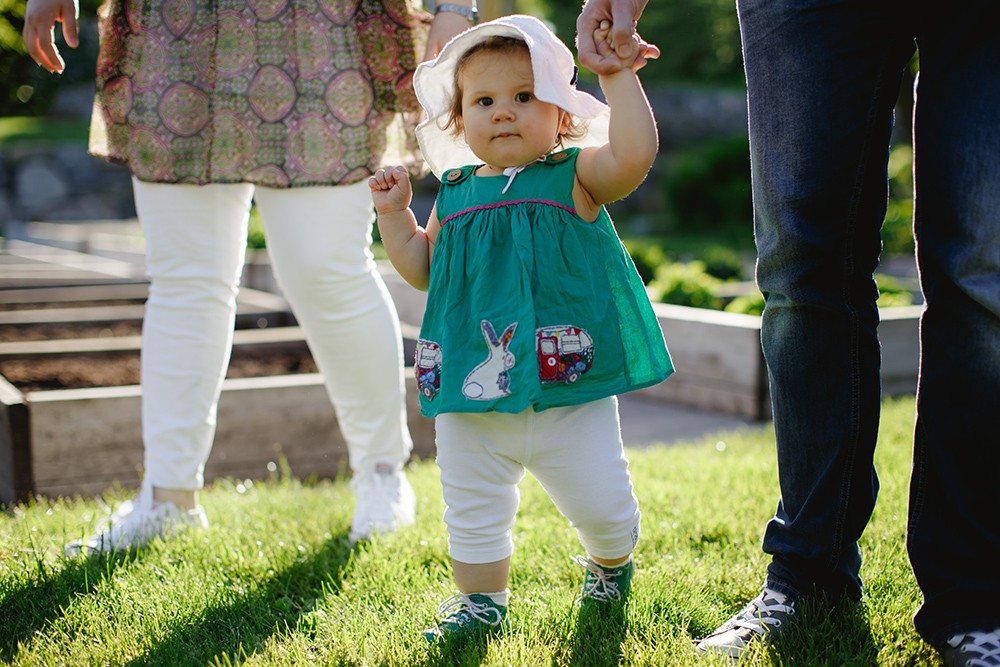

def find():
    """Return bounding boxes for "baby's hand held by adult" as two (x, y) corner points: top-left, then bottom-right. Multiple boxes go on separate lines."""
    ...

(593, 20), (656, 73)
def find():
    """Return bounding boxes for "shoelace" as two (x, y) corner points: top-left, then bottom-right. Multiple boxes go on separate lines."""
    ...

(948, 628), (1000, 666)
(731, 591), (795, 634)
(574, 555), (625, 602)
(436, 594), (504, 629)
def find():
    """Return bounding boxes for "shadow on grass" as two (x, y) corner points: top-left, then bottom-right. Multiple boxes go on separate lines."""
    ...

(766, 597), (878, 667)
(115, 532), (361, 667)
(563, 603), (629, 667)
(419, 640), (492, 667)
(0, 550), (138, 660)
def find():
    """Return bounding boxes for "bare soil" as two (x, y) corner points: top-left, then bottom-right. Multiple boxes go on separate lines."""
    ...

(0, 321), (142, 342)
(0, 319), (318, 393)
(1, 349), (318, 394)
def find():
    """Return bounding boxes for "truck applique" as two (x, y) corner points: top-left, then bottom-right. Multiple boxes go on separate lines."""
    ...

(536, 325), (594, 385)
(415, 339), (442, 399)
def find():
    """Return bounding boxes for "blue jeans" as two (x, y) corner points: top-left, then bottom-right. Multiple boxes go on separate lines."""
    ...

(737, 0), (1000, 648)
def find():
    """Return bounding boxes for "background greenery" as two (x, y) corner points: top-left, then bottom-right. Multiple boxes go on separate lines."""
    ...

(0, 0), (102, 116)
(1, 0), (918, 313)
(0, 0), (745, 116)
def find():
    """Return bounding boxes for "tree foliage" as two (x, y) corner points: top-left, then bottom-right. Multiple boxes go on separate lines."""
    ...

(0, 0), (101, 116)
(540, 0), (745, 87)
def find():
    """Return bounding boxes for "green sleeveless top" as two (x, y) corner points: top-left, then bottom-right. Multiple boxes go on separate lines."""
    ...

(415, 147), (673, 417)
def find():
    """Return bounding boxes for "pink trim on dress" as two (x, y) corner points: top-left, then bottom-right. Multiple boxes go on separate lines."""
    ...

(441, 199), (577, 226)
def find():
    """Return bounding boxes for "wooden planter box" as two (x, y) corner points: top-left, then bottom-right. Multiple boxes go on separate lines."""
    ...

(1, 372), (433, 505)
(0, 246), (434, 505)
(635, 302), (923, 421)
(1, 238), (920, 505)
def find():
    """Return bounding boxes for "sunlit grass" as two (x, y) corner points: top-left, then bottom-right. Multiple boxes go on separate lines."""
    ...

(0, 116), (90, 146)
(0, 396), (937, 666)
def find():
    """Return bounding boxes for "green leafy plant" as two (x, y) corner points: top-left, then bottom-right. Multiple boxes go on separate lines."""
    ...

(0, 0), (102, 115)
(247, 206), (267, 249)
(875, 273), (916, 308)
(882, 144), (915, 257)
(540, 0), (745, 87)
(659, 135), (753, 237)
(648, 260), (722, 309)
(724, 290), (765, 316)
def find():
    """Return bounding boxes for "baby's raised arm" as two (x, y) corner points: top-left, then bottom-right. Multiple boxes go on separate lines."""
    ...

(369, 167), (436, 291)
(574, 21), (658, 208)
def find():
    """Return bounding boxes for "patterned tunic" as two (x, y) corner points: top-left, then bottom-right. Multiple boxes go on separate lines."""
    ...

(415, 148), (674, 418)
(88, 0), (429, 187)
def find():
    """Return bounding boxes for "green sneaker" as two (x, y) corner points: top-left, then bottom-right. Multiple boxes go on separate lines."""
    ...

(423, 593), (508, 645)
(575, 555), (634, 611)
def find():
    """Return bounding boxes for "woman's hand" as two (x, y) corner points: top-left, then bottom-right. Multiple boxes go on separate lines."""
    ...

(23, 0), (80, 74)
(423, 11), (472, 62)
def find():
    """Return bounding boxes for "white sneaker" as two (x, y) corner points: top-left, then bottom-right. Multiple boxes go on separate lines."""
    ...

(944, 628), (1000, 667)
(696, 587), (796, 658)
(349, 464), (415, 542)
(65, 485), (209, 555)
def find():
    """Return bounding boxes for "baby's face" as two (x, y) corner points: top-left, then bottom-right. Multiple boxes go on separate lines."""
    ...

(458, 49), (568, 173)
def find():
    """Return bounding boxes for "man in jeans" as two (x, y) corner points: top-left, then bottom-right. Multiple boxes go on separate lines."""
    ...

(576, 1), (1000, 664)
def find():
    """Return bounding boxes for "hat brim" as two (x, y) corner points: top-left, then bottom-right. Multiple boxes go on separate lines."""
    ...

(414, 14), (610, 180)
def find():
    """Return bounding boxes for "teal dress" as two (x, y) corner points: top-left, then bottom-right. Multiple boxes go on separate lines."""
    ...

(415, 148), (673, 418)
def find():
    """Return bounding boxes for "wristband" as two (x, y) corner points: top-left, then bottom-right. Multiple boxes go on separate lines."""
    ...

(435, 3), (477, 22)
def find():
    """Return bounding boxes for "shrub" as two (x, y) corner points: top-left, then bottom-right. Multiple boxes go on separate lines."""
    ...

(247, 206), (267, 249)
(648, 260), (723, 309)
(622, 238), (666, 285)
(882, 144), (914, 257)
(0, 0), (102, 116)
(875, 273), (915, 308)
(724, 291), (765, 316)
(699, 244), (745, 281)
(659, 135), (753, 236)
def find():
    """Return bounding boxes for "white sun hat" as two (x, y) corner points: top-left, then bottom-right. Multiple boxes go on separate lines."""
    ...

(413, 13), (611, 180)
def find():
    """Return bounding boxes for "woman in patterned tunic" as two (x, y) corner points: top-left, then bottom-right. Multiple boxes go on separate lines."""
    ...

(24, 0), (475, 553)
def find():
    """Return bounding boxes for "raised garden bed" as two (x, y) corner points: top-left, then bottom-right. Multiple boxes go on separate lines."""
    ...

(0, 245), (434, 505)
(636, 302), (922, 421)
(1, 234), (920, 506)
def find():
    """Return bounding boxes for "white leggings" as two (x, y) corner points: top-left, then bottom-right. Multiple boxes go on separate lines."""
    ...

(132, 178), (412, 491)
(435, 397), (641, 564)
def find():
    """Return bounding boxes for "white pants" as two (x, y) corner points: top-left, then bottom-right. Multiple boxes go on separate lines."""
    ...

(133, 178), (412, 491)
(435, 397), (641, 564)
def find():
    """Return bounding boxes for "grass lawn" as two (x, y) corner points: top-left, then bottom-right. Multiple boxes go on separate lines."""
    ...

(0, 396), (936, 666)
(0, 117), (90, 147)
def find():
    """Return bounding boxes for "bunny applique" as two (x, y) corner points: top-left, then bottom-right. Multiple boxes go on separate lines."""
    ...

(462, 320), (518, 400)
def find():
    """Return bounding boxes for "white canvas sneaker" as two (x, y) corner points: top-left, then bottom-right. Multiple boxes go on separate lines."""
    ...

(696, 587), (797, 658)
(944, 628), (1000, 667)
(348, 464), (415, 542)
(65, 485), (209, 555)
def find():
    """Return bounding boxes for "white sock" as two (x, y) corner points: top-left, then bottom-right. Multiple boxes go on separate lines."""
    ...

(479, 589), (509, 607)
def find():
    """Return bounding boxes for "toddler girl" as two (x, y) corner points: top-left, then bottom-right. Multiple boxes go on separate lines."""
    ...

(370, 14), (671, 644)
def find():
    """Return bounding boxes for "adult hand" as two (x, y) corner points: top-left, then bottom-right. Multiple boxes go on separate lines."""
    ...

(423, 11), (472, 62)
(593, 19), (653, 73)
(577, 0), (657, 75)
(23, 0), (80, 74)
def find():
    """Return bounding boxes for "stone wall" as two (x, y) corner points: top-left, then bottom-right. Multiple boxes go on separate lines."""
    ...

(0, 144), (135, 224)
(0, 86), (747, 228)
